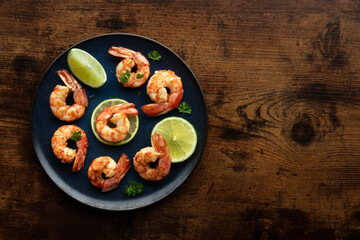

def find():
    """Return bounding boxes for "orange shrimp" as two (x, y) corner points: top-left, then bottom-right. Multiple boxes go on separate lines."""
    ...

(142, 70), (183, 116)
(95, 103), (138, 143)
(133, 133), (171, 181)
(51, 125), (88, 172)
(88, 154), (130, 192)
(49, 69), (88, 122)
(108, 46), (150, 88)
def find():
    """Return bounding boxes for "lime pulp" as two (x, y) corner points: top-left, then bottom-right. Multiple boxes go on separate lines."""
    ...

(67, 48), (107, 88)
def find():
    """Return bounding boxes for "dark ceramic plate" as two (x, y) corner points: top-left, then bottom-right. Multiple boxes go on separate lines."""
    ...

(31, 33), (208, 211)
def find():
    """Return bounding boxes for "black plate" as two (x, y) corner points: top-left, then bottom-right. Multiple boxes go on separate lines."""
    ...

(31, 33), (208, 211)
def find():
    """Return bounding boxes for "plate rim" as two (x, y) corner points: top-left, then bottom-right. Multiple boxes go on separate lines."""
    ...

(30, 33), (209, 211)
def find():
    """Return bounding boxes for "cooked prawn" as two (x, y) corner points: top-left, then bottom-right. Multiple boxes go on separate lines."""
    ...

(108, 46), (150, 88)
(88, 154), (130, 192)
(133, 133), (171, 181)
(96, 103), (138, 142)
(49, 69), (88, 122)
(51, 125), (88, 172)
(142, 70), (183, 116)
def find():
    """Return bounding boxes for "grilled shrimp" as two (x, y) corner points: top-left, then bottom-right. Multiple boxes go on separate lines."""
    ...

(133, 133), (171, 181)
(88, 154), (130, 192)
(49, 69), (88, 122)
(51, 125), (88, 172)
(108, 46), (150, 88)
(142, 70), (183, 116)
(95, 103), (138, 142)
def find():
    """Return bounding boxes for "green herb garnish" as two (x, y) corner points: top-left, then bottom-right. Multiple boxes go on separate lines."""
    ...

(70, 131), (82, 141)
(124, 181), (144, 197)
(120, 71), (131, 83)
(178, 102), (192, 114)
(136, 73), (145, 79)
(137, 91), (142, 96)
(148, 50), (161, 61)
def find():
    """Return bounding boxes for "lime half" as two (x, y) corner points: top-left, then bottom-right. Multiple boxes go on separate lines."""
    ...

(67, 48), (107, 88)
(91, 99), (139, 146)
(151, 117), (197, 163)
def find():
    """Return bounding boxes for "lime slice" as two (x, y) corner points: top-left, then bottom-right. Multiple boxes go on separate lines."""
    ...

(91, 99), (139, 146)
(151, 117), (197, 163)
(67, 48), (107, 88)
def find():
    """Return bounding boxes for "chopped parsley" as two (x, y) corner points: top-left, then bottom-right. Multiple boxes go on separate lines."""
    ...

(120, 71), (131, 83)
(178, 102), (192, 114)
(136, 73), (145, 79)
(148, 50), (161, 61)
(123, 181), (144, 197)
(70, 131), (82, 141)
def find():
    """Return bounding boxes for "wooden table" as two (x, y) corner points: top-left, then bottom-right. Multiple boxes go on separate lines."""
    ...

(2, 1), (360, 239)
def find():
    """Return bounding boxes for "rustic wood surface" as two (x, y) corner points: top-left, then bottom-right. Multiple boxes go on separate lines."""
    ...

(2, 0), (360, 239)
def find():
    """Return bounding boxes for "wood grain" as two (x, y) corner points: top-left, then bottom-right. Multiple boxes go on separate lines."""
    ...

(2, 0), (360, 239)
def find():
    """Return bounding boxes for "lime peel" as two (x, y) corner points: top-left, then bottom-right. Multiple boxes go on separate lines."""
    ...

(151, 117), (197, 163)
(67, 48), (107, 88)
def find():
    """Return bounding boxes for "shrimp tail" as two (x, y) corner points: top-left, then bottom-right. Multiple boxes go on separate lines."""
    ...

(96, 103), (136, 121)
(57, 69), (81, 91)
(108, 46), (136, 58)
(72, 132), (89, 172)
(152, 133), (170, 158)
(141, 103), (173, 117)
(152, 133), (171, 178)
(155, 136), (171, 177)
(134, 52), (150, 67)
(142, 90), (183, 116)
(73, 88), (88, 107)
(72, 149), (86, 172)
(57, 69), (88, 108)
(112, 103), (138, 116)
(102, 154), (131, 192)
(168, 90), (184, 108)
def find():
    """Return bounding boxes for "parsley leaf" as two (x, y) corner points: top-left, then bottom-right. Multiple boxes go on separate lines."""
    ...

(123, 181), (144, 197)
(148, 50), (161, 61)
(70, 131), (82, 141)
(177, 102), (192, 114)
(136, 73), (145, 79)
(120, 71), (131, 83)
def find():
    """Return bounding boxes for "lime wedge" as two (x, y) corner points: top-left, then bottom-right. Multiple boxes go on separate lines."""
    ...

(151, 117), (197, 163)
(67, 48), (107, 88)
(91, 99), (139, 146)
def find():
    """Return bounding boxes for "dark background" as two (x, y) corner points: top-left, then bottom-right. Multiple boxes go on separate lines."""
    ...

(2, 0), (360, 239)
